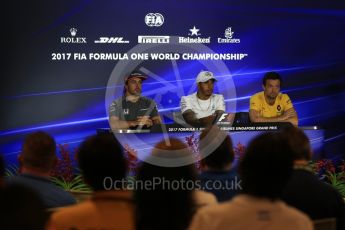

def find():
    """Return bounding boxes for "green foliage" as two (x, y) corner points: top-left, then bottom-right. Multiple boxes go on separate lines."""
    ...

(50, 174), (92, 192)
(4, 164), (19, 177)
(311, 159), (345, 197)
(327, 172), (345, 197)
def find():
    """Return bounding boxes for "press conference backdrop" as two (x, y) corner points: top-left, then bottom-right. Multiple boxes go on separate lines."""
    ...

(1, 1), (345, 164)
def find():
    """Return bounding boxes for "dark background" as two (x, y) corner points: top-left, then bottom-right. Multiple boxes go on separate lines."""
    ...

(1, 0), (345, 163)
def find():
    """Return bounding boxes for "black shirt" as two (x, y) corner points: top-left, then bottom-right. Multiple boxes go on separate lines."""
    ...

(7, 174), (76, 208)
(109, 96), (159, 121)
(281, 168), (345, 230)
(199, 169), (240, 202)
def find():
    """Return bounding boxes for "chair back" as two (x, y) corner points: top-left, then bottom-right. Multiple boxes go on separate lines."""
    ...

(173, 111), (187, 125)
(313, 217), (336, 230)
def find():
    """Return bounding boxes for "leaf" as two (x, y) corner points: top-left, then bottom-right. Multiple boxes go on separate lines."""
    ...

(4, 164), (19, 177)
(50, 175), (92, 192)
(326, 172), (345, 197)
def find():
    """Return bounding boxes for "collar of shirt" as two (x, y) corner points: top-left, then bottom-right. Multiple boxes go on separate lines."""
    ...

(92, 190), (133, 203)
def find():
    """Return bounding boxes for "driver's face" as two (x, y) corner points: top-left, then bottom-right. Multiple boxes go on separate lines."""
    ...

(263, 79), (280, 100)
(126, 77), (142, 96)
(198, 80), (214, 97)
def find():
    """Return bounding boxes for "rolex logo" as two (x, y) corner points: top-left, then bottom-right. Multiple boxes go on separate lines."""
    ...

(61, 28), (86, 43)
(70, 28), (77, 37)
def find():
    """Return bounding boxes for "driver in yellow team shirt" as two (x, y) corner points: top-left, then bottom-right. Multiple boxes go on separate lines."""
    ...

(249, 72), (298, 126)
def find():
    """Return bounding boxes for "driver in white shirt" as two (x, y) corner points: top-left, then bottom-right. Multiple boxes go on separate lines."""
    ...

(180, 71), (225, 127)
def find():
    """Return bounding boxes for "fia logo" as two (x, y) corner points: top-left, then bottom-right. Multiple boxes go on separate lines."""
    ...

(145, 13), (164, 27)
(123, 109), (129, 115)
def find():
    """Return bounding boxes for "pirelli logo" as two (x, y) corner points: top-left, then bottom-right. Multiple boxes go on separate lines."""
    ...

(138, 36), (170, 44)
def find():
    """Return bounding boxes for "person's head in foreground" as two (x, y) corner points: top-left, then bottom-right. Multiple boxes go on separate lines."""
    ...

(18, 131), (57, 174)
(281, 126), (312, 162)
(135, 138), (197, 230)
(199, 126), (235, 171)
(239, 132), (294, 200)
(77, 133), (127, 191)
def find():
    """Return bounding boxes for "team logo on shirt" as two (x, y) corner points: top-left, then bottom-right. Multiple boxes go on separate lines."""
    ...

(277, 105), (281, 111)
(123, 109), (129, 115)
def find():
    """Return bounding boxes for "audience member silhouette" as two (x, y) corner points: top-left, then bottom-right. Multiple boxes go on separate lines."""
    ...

(281, 126), (345, 230)
(51, 133), (135, 230)
(0, 184), (51, 230)
(198, 127), (240, 202)
(136, 138), (216, 230)
(189, 132), (313, 230)
(7, 131), (76, 208)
